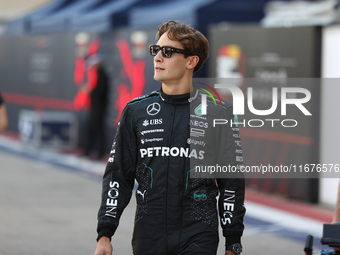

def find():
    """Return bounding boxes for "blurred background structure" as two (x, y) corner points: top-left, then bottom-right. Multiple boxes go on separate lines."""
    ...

(0, 0), (50, 33)
(0, 0), (339, 214)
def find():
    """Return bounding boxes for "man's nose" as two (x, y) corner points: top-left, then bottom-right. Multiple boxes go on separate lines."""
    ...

(154, 50), (163, 62)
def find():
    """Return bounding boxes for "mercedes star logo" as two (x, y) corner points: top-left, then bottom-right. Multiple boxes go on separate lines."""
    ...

(147, 103), (161, 116)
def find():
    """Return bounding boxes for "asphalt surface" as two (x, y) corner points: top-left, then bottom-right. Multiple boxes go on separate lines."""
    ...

(0, 149), (323, 255)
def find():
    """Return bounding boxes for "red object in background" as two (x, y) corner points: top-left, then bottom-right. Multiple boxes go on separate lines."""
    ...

(73, 90), (90, 111)
(74, 57), (85, 85)
(115, 39), (145, 125)
(2, 92), (74, 111)
(72, 39), (101, 111)
(87, 39), (100, 57)
(73, 37), (146, 119)
(73, 66), (98, 111)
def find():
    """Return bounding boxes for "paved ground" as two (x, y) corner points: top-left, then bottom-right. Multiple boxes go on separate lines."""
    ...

(0, 149), (329, 255)
(0, 150), (102, 255)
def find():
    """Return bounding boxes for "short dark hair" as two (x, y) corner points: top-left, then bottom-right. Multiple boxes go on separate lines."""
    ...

(156, 20), (209, 73)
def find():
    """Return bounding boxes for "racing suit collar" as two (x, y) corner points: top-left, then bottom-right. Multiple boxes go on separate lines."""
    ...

(159, 85), (199, 105)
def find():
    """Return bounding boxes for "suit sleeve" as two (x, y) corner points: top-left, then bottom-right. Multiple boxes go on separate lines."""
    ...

(215, 105), (246, 247)
(97, 104), (137, 241)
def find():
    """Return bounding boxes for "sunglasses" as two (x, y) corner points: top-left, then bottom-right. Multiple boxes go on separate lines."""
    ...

(149, 45), (192, 58)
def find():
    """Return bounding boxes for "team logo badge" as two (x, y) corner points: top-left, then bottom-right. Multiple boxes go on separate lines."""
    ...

(195, 104), (203, 116)
(147, 103), (161, 116)
(234, 115), (239, 127)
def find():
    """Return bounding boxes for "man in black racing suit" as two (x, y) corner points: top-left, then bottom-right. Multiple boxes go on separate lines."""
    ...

(94, 21), (245, 255)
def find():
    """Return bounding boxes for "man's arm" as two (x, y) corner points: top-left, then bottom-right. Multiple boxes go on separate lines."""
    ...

(216, 106), (246, 255)
(0, 103), (8, 133)
(217, 176), (245, 255)
(95, 104), (137, 254)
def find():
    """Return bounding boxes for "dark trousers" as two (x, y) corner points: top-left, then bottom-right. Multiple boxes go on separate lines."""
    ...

(84, 109), (106, 159)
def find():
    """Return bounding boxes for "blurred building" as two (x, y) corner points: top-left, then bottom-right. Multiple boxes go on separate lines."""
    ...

(0, 0), (52, 32)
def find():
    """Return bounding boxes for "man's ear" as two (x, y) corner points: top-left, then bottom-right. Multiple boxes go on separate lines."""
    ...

(186, 56), (199, 71)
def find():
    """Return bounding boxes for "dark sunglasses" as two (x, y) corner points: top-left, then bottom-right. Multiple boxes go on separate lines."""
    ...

(149, 45), (192, 58)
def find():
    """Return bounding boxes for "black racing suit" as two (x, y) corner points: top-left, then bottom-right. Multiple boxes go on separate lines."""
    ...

(97, 86), (245, 255)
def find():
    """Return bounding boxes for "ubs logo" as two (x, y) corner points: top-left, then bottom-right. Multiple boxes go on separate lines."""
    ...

(143, 119), (163, 126)
(147, 103), (161, 116)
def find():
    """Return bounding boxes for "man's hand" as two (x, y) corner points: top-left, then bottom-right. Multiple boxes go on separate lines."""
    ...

(0, 104), (8, 133)
(94, 236), (113, 255)
(226, 250), (240, 255)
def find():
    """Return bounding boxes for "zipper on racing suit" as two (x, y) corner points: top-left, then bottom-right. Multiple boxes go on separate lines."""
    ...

(165, 107), (176, 253)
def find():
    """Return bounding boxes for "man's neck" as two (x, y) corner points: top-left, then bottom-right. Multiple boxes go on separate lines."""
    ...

(161, 82), (193, 95)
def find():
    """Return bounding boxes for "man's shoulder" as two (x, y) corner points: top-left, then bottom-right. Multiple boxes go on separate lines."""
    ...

(127, 90), (160, 106)
(197, 90), (233, 110)
(220, 98), (233, 110)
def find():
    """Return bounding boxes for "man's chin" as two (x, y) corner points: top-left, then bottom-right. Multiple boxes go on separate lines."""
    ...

(153, 75), (163, 82)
